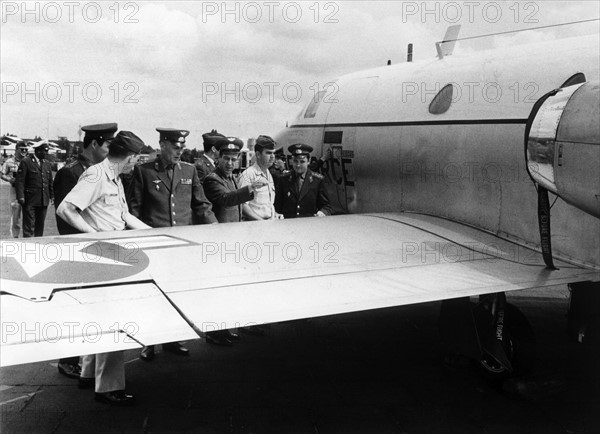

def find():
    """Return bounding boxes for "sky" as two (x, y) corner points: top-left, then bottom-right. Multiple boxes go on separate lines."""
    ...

(1, 1), (598, 149)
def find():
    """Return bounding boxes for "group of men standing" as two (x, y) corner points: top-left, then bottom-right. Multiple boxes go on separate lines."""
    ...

(2, 122), (334, 406)
(1, 140), (54, 238)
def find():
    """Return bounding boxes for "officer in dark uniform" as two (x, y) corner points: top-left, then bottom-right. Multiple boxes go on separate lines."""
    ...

(54, 123), (117, 235)
(196, 129), (227, 183)
(275, 144), (333, 219)
(15, 142), (53, 237)
(269, 146), (290, 181)
(129, 127), (217, 360)
(204, 137), (264, 223)
(202, 137), (268, 345)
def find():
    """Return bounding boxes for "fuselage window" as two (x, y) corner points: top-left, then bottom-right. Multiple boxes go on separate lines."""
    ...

(560, 73), (586, 88)
(304, 90), (326, 118)
(429, 83), (454, 115)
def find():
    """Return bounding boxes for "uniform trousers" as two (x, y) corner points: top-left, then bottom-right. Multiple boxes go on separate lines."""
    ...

(81, 352), (125, 393)
(8, 188), (21, 238)
(22, 205), (47, 237)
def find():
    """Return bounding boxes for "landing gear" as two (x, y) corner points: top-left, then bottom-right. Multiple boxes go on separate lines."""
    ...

(439, 293), (536, 379)
(567, 281), (600, 346)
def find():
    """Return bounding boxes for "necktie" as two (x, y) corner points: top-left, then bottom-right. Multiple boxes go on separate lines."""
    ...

(297, 175), (304, 191)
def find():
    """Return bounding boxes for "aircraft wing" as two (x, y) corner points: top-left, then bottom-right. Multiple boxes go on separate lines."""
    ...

(1, 212), (598, 367)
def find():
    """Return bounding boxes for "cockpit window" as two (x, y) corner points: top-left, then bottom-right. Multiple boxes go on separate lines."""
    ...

(304, 90), (326, 118)
(560, 73), (586, 88)
(429, 84), (454, 115)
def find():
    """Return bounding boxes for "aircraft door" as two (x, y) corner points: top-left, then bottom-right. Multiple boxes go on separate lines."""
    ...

(318, 129), (356, 214)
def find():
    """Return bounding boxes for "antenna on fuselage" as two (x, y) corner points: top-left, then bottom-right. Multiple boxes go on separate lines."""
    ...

(407, 43), (413, 62)
(436, 25), (461, 59)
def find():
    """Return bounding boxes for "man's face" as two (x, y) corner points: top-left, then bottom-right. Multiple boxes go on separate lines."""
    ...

(292, 155), (309, 176)
(218, 153), (239, 177)
(255, 148), (275, 169)
(17, 147), (28, 160)
(34, 147), (48, 160)
(160, 140), (185, 165)
(91, 139), (110, 163)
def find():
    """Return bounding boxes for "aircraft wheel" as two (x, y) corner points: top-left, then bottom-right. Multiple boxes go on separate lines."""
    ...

(474, 302), (536, 378)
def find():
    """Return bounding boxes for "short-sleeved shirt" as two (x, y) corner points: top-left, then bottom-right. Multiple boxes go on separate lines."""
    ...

(238, 163), (275, 219)
(63, 159), (130, 231)
(2, 157), (20, 180)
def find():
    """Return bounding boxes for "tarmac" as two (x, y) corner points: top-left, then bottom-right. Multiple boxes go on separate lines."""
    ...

(1, 182), (599, 433)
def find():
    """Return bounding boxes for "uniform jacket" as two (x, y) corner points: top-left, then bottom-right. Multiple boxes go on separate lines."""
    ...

(275, 169), (333, 218)
(53, 155), (93, 234)
(129, 158), (217, 227)
(203, 168), (253, 223)
(15, 155), (53, 207)
(195, 154), (216, 183)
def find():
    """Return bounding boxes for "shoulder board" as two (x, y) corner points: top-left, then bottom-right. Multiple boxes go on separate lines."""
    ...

(311, 172), (324, 179)
(180, 161), (194, 167)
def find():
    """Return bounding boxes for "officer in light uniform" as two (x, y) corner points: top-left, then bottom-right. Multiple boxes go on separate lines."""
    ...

(239, 135), (281, 220)
(0, 141), (28, 237)
(129, 127), (217, 360)
(54, 123), (117, 235)
(52, 123), (117, 380)
(275, 143), (333, 219)
(57, 130), (149, 406)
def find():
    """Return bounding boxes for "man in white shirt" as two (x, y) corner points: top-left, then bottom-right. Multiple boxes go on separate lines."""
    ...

(57, 130), (149, 406)
(239, 135), (282, 220)
(0, 141), (28, 237)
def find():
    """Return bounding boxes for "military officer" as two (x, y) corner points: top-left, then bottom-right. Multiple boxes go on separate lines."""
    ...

(57, 130), (148, 406)
(201, 137), (269, 345)
(54, 123), (116, 235)
(0, 140), (28, 238)
(269, 146), (290, 181)
(51, 123), (117, 379)
(275, 144), (333, 219)
(196, 129), (227, 183)
(129, 127), (217, 360)
(15, 141), (53, 237)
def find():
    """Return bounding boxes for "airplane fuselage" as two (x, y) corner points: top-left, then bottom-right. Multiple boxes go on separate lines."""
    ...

(274, 34), (600, 269)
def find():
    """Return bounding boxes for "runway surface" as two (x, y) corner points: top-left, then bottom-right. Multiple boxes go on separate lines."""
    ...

(1, 182), (599, 433)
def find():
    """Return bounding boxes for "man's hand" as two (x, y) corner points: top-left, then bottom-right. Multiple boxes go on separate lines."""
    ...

(249, 180), (268, 193)
(315, 210), (327, 217)
(17, 198), (25, 205)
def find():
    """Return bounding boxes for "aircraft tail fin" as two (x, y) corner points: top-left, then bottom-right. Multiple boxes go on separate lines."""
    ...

(436, 25), (462, 59)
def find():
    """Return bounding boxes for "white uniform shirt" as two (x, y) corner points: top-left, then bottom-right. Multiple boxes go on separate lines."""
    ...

(2, 157), (21, 200)
(63, 159), (130, 231)
(239, 163), (275, 219)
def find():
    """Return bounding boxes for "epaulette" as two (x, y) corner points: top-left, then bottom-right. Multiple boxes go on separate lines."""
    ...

(180, 161), (194, 167)
(311, 172), (324, 179)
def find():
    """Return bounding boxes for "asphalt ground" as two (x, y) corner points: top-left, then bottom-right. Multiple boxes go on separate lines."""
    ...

(1, 181), (599, 433)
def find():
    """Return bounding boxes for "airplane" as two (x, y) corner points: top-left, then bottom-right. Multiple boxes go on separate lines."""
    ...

(1, 24), (599, 379)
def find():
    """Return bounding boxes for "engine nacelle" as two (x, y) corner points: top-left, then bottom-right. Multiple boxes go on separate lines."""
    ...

(526, 81), (600, 218)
